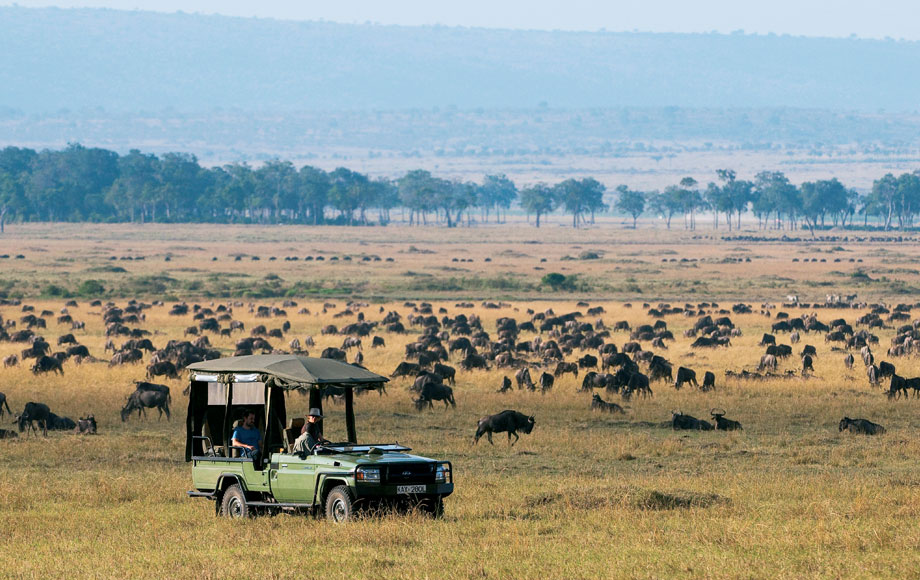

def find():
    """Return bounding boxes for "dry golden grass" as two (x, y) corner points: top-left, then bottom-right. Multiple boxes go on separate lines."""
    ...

(1, 225), (920, 579)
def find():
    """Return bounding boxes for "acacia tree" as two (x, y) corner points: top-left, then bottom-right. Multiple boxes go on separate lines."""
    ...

(615, 185), (645, 228)
(555, 178), (606, 228)
(519, 184), (556, 227)
(479, 174), (517, 223)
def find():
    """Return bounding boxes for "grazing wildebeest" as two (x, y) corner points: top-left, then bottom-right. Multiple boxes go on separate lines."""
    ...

(553, 362), (578, 379)
(2, 355), (17, 368)
(391, 361), (422, 378)
(16, 402), (51, 436)
(0, 429), (18, 439)
(473, 410), (535, 445)
(626, 372), (652, 399)
(65, 345), (90, 358)
(701, 371), (716, 391)
(413, 382), (456, 411)
(758, 354), (777, 372)
(843, 353), (855, 369)
(498, 376), (512, 393)
(591, 393), (624, 414)
(671, 411), (714, 431)
(0, 392), (11, 417)
(539, 372), (554, 393)
(75, 415), (97, 434)
(146, 361), (179, 380)
(109, 349), (143, 366)
(432, 363), (456, 386)
(867, 364), (879, 385)
(31, 355), (63, 375)
(839, 417), (886, 435)
(710, 408), (742, 431)
(789, 331), (800, 344)
(514, 367), (535, 390)
(887, 375), (909, 400)
(460, 353), (489, 371)
(57, 333), (77, 345)
(321, 347), (347, 361)
(371, 336), (386, 348)
(121, 389), (171, 422)
(577, 354), (598, 369)
(410, 371), (442, 394)
(674, 366), (698, 390)
(802, 355), (814, 375)
(759, 333), (776, 346)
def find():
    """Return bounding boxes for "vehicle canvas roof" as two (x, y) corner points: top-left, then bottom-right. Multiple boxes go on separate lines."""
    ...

(186, 354), (388, 388)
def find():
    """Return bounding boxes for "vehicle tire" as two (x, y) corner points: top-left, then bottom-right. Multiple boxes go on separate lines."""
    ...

(220, 484), (250, 519)
(325, 485), (355, 523)
(420, 496), (444, 519)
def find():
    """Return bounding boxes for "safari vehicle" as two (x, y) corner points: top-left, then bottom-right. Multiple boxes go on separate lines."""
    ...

(184, 355), (453, 522)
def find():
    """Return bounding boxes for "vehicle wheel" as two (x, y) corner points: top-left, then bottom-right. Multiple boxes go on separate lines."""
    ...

(420, 496), (444, 519)
(325, 485), (355, 523)
(220, 484), (250, 519)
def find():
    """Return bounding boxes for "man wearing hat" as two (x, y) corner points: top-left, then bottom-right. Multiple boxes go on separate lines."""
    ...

(293, 407), (330, 456)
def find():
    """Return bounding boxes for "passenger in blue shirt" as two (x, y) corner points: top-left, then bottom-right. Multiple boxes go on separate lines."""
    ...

(231, 411), (261, 458)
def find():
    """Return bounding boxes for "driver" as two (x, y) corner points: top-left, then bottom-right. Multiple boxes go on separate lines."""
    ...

(293, 407), (329, 456)
(231, 410), (261, 459)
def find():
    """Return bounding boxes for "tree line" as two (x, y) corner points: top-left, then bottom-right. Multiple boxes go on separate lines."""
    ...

(0, 144), (918, 231)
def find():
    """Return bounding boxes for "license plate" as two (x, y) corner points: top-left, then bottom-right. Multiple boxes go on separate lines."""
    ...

(397, 485), (426, 494)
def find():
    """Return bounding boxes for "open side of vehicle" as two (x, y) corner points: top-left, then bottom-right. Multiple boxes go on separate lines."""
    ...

(184, 355), (453, 522)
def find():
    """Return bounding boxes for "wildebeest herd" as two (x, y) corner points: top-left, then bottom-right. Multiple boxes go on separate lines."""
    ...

(1, 295), (913, 444)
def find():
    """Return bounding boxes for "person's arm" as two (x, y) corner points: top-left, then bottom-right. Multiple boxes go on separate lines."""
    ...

(231, 428), (256, 451)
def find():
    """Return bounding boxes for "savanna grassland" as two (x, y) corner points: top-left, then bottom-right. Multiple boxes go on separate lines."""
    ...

(2, 223), (920, 580)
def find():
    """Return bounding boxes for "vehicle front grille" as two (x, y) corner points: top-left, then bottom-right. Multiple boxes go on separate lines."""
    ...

(383, 462), (435, 485)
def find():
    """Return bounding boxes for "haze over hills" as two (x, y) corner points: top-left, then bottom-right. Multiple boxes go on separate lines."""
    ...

(2, 6), (920, 114)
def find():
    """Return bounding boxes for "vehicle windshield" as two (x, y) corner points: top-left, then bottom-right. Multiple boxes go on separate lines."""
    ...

(314, 443), (411, 454)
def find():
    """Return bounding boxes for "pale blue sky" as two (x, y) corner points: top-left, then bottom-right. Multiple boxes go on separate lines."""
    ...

(3, 0), (919, 40)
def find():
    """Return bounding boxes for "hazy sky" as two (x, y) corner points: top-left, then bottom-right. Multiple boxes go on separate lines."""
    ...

(4, 0), (919, 40)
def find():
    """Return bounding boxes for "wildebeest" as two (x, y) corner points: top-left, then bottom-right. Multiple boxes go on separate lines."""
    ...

(701, 371), (716, 391)
(758, 354), (777, 372)
(391, 361), (422, 378)
(321, 347), (347, 361)
(16, 402), (51, 436)
(671, 411), (714, 431)
(459, 353), (489, 371)
(802, 355), (814, 375)
(514, 367), (535, 390)
(759, 333), (776, 346)
(121, 389), (171, 422)
(843, 354), (855, 369)
(674, 366), (698, 390)
(591, 393), (624, 414)
(2, 355), (16, 368)
(577, 354), (598, 369)
(539, 372), (554, 393)
(498, 376), (512, 393)
(473, 410), (535, 445)
(109, 349), (143, 366)
(553, 361), (578, 379)
(0, 392), (11, 417)
(371, 336), (386, 348)
(710, 408), (742, 431)
(839, 417), (886, 435)
(878, 361), (896, 379)
(57, 333), (77, 345)
(31, 355), (64, 375)
(0, 429), (18, 439)
(413, 382), (456, 411)
(147, 360), (179, 380)
(46, 412), (76, 431)
(75, 415), (97, 434)
(432, 363), (456, 386)
(886, 375), (909, 400)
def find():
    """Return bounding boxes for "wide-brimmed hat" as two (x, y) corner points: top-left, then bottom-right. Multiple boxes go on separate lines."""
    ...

(308, 407), (323, 417)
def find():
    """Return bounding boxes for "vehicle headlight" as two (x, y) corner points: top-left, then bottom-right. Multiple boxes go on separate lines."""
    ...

(356, 467), (380, 483)
(435, 463), (450, 484)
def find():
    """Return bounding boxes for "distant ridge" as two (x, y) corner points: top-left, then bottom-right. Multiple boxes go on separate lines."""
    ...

(2, 6), (920, 114)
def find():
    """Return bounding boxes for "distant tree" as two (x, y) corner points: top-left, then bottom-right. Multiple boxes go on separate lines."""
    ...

(649, 186), (682, 228)
(801, 178), (849, 234)
(753, 171), (800, 230)
(106, 149), (160, 222)
(713, 169), (753, 231)
(615, 185), (646, 228)
(519, 184), (557, 227)
(555, 178), (606, 228)
(398, 170), (439, 225)
(298, 165), (330, 224)
(870, 173), (899, 230)
(479, 174), (517, 223)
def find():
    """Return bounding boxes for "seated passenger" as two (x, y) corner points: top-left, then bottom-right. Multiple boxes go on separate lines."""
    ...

(231, 410), (261, 458)
(293, 407), (329, 457)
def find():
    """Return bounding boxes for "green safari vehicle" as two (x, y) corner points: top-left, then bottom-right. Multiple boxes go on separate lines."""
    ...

(184, 355), (454, 521)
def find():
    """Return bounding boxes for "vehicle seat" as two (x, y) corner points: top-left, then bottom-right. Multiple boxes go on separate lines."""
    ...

(201, 420), (220, 457)
(285, 417), (305, 452)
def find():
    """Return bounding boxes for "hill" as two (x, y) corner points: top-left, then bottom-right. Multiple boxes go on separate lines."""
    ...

(3, 6), (920, 113)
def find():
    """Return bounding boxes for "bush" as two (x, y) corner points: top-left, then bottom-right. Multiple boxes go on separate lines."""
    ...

(77, 279), (105, 297)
